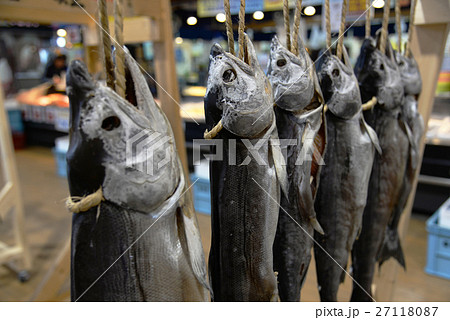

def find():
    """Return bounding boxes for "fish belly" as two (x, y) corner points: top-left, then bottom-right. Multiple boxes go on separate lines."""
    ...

(209, 140), (279, 301)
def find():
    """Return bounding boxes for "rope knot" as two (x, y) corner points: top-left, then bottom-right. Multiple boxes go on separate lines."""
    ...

(66, 188), (105, 213)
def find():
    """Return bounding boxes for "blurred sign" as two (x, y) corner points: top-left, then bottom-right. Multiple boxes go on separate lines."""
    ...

(197, 0), (323, 18)
(264, 0), (322, 11)
(322, 0), (342, 33)
(347, 0), (366, 20)
(198, 0), (263, 17)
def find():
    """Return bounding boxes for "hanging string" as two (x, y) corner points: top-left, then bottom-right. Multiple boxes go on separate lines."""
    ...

(283, 0), (291, 51)
(379, 0), (391, 54)
(114, 0), (125, 98)
(395, 0), (402, 54)
(224, 0), (235, 55)
(325, 0), (331, 49)
(405, 0), (417, 57)
(292, 0), (302, 55)
(238, 0), (246, 60)
(336, 0), (348, 59)
(98, 0), (115, 89)
(365, 0), (371, 38)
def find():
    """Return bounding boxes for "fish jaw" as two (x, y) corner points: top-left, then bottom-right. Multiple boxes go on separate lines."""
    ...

(267, 35), (315, 112)
(204, 38), (274, 138)
(317, 54), (362, 119)
(395, 51), (422, 96)
(66, 59), (179, 212)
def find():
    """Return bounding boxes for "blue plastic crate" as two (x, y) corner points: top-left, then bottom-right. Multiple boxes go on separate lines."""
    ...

(53, 148), (67, 177)
(190, 174), (211, 215)
(425, 198), (450, 280)
(7, 109), (24, 133)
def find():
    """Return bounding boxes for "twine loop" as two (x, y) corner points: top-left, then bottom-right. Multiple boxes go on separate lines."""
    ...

(66, 188), (105, 213)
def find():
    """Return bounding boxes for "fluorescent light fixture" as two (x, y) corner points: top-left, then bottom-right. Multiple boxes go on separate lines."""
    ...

(304, 6), (316, 16)
(187, 16), (197, 26)
(253, 11), (264, 20)
(175, 37), (183, 45)
(56, 37), (66, 48)
(216, 13), (226, 23)
(56, 28), (67, 37)
(373, 0), (385, 9)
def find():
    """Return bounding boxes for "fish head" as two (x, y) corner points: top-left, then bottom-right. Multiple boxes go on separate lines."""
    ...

(204, 34), (273, 138)
(317, 47), (361, 119)
(267, 35), (316, 111)
(395, 51), (422, 96)
(354, 34), (404, 110)
(66, 54), (179, 213)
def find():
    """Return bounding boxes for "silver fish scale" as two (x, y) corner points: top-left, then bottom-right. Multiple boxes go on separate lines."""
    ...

(71, 201), (206, 301)
(209, 139), (279, 301)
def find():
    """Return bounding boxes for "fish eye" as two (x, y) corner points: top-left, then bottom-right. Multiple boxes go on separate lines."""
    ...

(276, 59), (287, 67)
(222, 69), (237, 83)
(332, 69), (340, 77)
(101, 116), (121, 131)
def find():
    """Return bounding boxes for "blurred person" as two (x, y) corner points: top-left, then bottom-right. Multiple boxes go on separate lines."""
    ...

(43, 54), (67, 93)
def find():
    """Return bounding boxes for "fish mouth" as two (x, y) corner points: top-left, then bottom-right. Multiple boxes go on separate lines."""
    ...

(318, 71), (333, 104)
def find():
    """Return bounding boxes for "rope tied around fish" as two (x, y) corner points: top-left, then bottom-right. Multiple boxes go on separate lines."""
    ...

(66, 188), (105, 213)
(66, 0), (126, 212)
(204, 0), (247, 140)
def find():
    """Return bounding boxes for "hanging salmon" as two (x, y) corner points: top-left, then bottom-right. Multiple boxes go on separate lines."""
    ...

(267, 35), (326, 302)
(377, 50), (424, 267)
(314, 47), (381, 302)
(351, 34), (409, 302)
(205, 35), (287, 301)
(66, 54), (209, 301)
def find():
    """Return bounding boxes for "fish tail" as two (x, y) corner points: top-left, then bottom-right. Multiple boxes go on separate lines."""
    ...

(377, 228), (406, 269)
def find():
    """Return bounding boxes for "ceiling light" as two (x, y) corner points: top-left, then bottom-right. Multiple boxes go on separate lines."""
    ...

(216, 13), (226, 23)
(56, 28), (67, 37)
(253, 11), (264, 20)
(373, 0), (385, 9)
(56, 37), (66, 48)
(175, 37), (183, 45)
(187, 16), (197, 26)
(304, 6), (316, 16)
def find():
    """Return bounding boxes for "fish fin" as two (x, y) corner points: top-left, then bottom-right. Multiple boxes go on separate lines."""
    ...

(179, 203), (213, 298)
(310, 111), (327, 197)
(361, 117), (382, 155)
(178, 172), (212, 299)
(377, 228), (406, 270)
(310, 217), (324, 235)
(340, 261), (348, 284)
(400, 118), (418, 171)
(297, 115), (325, 235)
(270, 130), (289, 198)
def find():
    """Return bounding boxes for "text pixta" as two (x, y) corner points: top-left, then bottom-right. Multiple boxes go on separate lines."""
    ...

(316, 307), (359, 319)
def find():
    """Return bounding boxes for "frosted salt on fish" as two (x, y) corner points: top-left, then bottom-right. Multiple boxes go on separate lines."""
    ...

(267, 35), (326, 302)
(67, 54), (209, 301)
(351, 34), (409, 302)
(377, 50), (424, 268)
(314, 47), (380, 302)
(205, 34), (287, 301)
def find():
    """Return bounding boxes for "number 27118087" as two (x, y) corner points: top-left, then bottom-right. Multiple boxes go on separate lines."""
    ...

(376, 307), (438, 317)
